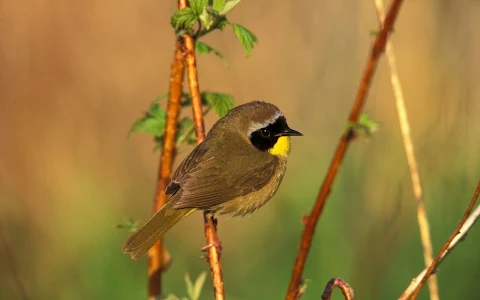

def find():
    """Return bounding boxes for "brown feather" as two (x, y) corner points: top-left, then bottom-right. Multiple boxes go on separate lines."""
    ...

(171, 130), (279, 210)
(122, 201), (195, 259)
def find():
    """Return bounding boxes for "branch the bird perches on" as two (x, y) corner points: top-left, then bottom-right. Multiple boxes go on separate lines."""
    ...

(148, 0), (225, 299)
(181, 5), (226, 299)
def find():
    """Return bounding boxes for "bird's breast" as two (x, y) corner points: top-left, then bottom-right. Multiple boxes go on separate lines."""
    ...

(212, 158), (288, 217)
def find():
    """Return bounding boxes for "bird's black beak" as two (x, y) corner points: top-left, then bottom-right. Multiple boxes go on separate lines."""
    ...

(278, 126), (303, 137)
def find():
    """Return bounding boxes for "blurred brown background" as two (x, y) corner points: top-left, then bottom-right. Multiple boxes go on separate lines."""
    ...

(1, 0), (480, 299)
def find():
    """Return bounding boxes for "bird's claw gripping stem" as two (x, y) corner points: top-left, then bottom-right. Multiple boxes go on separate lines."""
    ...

(201, 239), (223, 252)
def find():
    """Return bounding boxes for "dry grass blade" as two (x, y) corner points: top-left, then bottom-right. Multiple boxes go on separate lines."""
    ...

(321, 278), (354, 300)
(147, 40), (185, 300)
(399, 201), (480, 299)
(373, 0), (438, 299)
(285, 0), (405, 299)
(403, 181), (480, 300)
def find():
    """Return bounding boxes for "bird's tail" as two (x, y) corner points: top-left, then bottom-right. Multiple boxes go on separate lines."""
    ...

(122, 201), (195, 259)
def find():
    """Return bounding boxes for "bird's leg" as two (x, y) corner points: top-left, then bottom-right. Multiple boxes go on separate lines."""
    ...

(212, 214), (218, 229)
(200, 212), (223, 253)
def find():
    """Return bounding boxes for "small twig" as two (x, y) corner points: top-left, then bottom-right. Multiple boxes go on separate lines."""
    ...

(373, 0), (438, 299)
(285, 1), (405, 299)
(402, 180), (480, 300)
(181, 0), (225, 298)
(148, 39), (185, 300)
(321, 278), (355, 300)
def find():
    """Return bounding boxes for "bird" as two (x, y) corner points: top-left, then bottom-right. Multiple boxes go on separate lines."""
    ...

(122, 101), (303, 259)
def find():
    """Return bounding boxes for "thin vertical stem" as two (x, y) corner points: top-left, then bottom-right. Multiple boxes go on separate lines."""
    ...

(285, 0), (405, 298)
(181, 2), (225, 298)
(373, 0), (438, 299)
(148, 40), (185, 300)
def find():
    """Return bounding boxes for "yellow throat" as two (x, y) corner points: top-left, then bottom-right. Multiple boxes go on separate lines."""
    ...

(268, 136), (291, 157)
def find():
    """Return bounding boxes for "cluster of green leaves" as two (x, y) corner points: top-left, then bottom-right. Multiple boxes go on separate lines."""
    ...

(129, 92), (235, 151)
(297, 279), (311, 297)
(347, 112), (380, 139)
(163, 272), (207, 300)
(130, 1), (256, 150)
(171, 0), (258, 57)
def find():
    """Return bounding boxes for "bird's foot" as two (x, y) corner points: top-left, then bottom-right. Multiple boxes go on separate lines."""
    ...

(200, 238), (223, 252)
(199, 234), (223, 262)
(199, 240), (223, 261)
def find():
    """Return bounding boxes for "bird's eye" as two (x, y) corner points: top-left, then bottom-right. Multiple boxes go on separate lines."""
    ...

(261, 128), (270, 137)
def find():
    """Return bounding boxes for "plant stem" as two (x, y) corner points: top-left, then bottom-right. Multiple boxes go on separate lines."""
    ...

(181, 1), (226, 298)
(406, 181), (480, 300)
(184, 37), (206, 142)
(373, 0), (439, 299)
(285, 1), (405, 299)
(321, 278), (354, 300)
(399, 201), (480, 300)
(148, 39), (185, 300)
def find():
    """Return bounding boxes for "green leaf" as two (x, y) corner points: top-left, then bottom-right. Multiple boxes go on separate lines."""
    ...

(199, 7), (215, 30)
(149, 102), (166, 118)
(231, 23), (258, 56)
(347, 112), (380, 138)
(298, 279), (311, 297)
(116, 218), (141, 233)
(195, 41), (229, 66)
(191, 272), (207, 300)
(212, 0), (226, 11)
(185, 273), (194, 300)
(162, 294), (180, 300)
(358, 112), (380, 134)
(176, 117), (197, 146)
(153, 136), (163, 152)
(129, 102), (166, 137)
(189, 0), (208, 15)
(155, 93), (169, 101)
(218, 0), (241, 15)
(203, 92), (235, 117)
(171, 7), (198, 31)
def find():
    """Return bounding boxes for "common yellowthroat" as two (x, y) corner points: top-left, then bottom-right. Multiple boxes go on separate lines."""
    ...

(123, 101), (302, 259)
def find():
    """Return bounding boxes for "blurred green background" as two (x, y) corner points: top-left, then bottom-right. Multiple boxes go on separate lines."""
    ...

(1, 0), (480, 299)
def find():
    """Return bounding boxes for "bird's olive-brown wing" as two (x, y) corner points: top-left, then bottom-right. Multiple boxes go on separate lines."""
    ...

(168, 139), (278, 210)
(165, 142), (209, 196)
